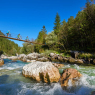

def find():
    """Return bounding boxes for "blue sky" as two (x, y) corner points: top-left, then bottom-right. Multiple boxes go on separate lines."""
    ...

(0, 0), (87, 47)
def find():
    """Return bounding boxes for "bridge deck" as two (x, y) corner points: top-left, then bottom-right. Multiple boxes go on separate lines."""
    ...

(0, 35), (45, 45)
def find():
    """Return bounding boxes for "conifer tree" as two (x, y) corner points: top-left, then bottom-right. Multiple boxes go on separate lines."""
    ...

(53, 13), (61, 35)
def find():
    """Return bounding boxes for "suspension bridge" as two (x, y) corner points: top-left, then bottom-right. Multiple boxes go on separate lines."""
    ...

(0, 30), (46, 45)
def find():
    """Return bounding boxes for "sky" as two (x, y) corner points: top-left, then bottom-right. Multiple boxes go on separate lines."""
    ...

(0, 0), (87, 47)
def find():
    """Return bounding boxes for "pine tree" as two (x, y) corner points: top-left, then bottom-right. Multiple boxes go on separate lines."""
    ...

(53, 13), (61, 35)
(37, 25), (47, 44)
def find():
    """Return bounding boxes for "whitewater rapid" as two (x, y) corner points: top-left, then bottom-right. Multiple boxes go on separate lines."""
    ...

(0, 59), (95, 95)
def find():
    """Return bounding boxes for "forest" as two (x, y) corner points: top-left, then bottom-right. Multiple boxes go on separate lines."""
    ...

(34, 0), (95, 53)
(0, 31), (20, 55)
(0, 0), (95, 55)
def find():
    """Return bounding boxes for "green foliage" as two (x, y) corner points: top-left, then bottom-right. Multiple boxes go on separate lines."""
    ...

(40, 49), (61, 57)
(79, 53), (93, 58)
(45, 31), (58, 49)
(0, 31), (20, 55)
(34, 26), (47, 53)
(57, 0), (95, 52)
(41, 50), (56, 55)
(20, 42), (34, 54)
(0, 31), (4, 36)
(37, 25), (47, 44)
(53, 13), (61, 35)
(62, 53), (71, 57)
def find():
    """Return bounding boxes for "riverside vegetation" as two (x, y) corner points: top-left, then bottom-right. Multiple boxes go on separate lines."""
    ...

(1, 0), (95, 73)
(0, 0), (95, 59)
(0, 1), (95, 59)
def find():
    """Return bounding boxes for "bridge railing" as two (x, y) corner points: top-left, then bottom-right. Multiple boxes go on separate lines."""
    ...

(0, 30), (34, 41)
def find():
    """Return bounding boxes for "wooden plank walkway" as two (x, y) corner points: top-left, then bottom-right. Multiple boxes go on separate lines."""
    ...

(0, 35), (45, 45)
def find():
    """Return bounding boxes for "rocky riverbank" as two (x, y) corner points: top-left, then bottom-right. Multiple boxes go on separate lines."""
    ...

(1, 52), (95, 65)
(2, 52), (95, 89)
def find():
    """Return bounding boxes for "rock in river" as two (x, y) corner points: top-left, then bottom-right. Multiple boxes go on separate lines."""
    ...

(0, 59), (4, 66)
(22, 61), (60, 83)
(60, 68), (82, 88)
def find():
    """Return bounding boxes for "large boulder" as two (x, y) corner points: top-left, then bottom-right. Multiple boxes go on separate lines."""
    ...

(21, 57), (27, 62)
(90, 59), (93, 64)
(63, 57), (69, 62)
(58, 55), (64, 62)
(49, 53), (58, 60)
(60, 68), (82, 87)
(0, 59), (4, 66)
(49, 53), (55, 57)
(26, 53), (40, 60)
(1, 55), (8, 59)
(52, 54), (58, 59)
(68, 57), (76, 63)
(7, 56), (18, 61)
(22, 61), (60, 83)
(75, 59), (84, 64)
(37, 57), (48, 62)
(18, 54), (26, 60)
(26, 59), (32, 62)
(69, 51), (79, 58)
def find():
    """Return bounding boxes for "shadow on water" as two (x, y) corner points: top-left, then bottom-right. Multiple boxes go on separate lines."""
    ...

(0, 77), (42, 95)
(0, 75), (9, 84)
(3, 59), (12, 64)
(0, 78), (22, 95)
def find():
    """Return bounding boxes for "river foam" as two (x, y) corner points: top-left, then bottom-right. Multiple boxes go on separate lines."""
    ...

(0, 59), (95, 95)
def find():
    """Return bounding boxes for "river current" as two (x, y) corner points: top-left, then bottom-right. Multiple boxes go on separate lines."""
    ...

(0, 59), (95, 95)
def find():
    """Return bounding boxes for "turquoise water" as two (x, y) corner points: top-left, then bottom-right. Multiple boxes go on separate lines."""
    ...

(0, 59), (95, 95)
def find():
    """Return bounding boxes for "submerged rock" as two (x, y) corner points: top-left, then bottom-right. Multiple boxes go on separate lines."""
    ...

(0, 59), (4, 66)
(22, 61), (60, 83)
(60, 68), (82, 88)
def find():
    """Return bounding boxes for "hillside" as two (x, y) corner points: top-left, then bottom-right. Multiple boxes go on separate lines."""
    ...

(0, 30), (20, 55)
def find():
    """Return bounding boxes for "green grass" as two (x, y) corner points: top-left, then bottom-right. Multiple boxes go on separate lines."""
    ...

(40, 50), (57, 57)
(79, 53), (95, 59)
(40, 49), (71, 57)
(61, 53), (71, 57)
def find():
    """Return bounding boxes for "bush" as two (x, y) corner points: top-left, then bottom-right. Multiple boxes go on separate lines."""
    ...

(62, 52), (71, 57)
(79, 53), (93, 58)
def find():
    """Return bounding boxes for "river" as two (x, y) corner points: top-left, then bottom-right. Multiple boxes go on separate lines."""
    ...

(0, 59), (95, 95)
